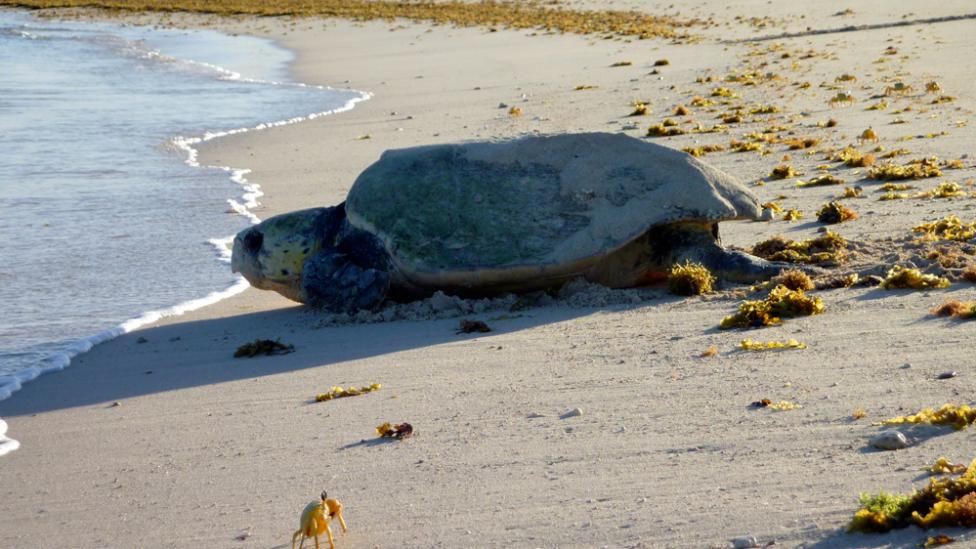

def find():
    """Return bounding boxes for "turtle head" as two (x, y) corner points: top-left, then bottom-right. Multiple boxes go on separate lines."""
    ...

(231, 206), (345, 303)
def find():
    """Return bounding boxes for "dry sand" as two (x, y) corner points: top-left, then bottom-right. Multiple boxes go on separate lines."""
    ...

(3, 2), (976, 547)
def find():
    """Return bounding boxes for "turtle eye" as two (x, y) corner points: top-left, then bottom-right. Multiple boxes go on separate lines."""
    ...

(242, 229), (263, 254)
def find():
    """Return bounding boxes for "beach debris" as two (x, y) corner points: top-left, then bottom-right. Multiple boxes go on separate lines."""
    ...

(769, 164), (797, 179)
(751, 231), (848, 264)
(880, 404), (976, 430)
(234, 339), (295, 358)
(932, 300), (976, 319)
(674, 104), (691, 116)
(458, 319), (491, 334)
(767, 269), (813, 293)
(376, 422), (413, 439)
(700, 346), (718, 358)
(931, 457), (968, 475)
(109, 401), (121, 408)
(869, 158), (942, 180)
(628, 102), (649, 116)
(784, 136), (819, 150)
(932, 95), (956, 104)
(938, 371), (960, 380)
(711, 87), (736, 98)
(852, 408), (867, 420)
(841, 186), (863, 198)
(924, 535), (955, 547)
(870, 431), (911, 451)
(880, 266), (950, 290)
(751, 399), (801, 411)
(761, 201), (783, 214)
(667, 261), (715, 296)
(682, 144), (725, 157)
(720, 284), (824, 329)
(783, 209), (803, 222)
(315, 383), (381, 402)
(797, 174), (844, 188)
(866, 100), (888, 111)
(816, 201), (858, 224)
(508, 106), (523, 117)
(291, 490), (347, 549)
(355, 134), (371, 140)
(739, 338), (806, 351)
(731, 536), (760, 548)
(610, 61), (632, 67)
(914, 215), (976, 241)
(653, 59), (670, 66)
(917, 182), (966, 199)
(832, 146), (875, 167)
(814, 273), (861, 290)
(849, 458), (976, 532)
(136, 336), (148, 344)
(647, 123), (685, 137)
(573, 84), (598, 91)
(561, 408), (584, 419)
(730, 140), (762, 153)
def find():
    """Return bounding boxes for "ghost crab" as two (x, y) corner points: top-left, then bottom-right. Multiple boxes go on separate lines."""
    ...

(292, 491), (347, 549)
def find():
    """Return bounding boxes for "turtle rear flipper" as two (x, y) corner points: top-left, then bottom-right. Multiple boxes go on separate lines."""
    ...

(302, 252), (391, 313)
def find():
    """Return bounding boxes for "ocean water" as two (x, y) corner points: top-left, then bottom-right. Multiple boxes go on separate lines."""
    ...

(0, 11), (367, 452)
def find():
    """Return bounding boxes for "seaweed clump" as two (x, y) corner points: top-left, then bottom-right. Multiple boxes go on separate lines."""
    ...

(797, 174), (844, 188)
(817, 201), (858, 224)
(751, 231), (848, 264)
(771, 269), (814, 291)
(932, 300), (976, 319)
(869, 158), (943, 180)
(881, 404), (976, 430)
(720, 285), (824, 329)
(880, 266), (950, 290)
(667, 261), (715, 296)
(315, 383), (381, 402)
(913, 215), (976, 242)
(739, 338), (806, 350)
(769, 164), (797, 179)
(849, 459), (976, 532)
(832, 146), (876, 167)
(917, 181), (966, 199)
(234, 339), (295, 358)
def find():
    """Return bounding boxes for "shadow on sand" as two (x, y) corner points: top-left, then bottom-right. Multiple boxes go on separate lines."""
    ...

(0, 300), (651, 417)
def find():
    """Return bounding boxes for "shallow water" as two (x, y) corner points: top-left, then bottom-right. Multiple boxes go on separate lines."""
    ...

(0, 11), (365, 412)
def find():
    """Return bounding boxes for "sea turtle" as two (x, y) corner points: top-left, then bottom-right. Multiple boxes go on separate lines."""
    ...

(232, 132), (787, 312)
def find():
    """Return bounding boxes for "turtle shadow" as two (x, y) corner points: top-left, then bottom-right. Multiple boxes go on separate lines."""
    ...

(0, 295), (664, 416)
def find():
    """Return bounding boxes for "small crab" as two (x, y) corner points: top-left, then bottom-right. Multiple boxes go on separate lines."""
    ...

(828, 91), (856, 107)
(858, 127), (879, 144)
(292, 491), (347, 549)
(885, 82), (913, 96)
(835, 74), (857, 83)
(926, 81), (943, 93)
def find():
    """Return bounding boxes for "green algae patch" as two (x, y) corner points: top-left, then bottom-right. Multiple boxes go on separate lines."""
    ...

(1, 0), (694, 40)
(849, 458), (976, 533)
(720, 284), (824, 329)
(667, 261), (715, 296)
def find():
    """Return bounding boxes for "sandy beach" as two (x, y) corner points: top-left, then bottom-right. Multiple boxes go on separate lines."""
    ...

(3, 2), (976, 547)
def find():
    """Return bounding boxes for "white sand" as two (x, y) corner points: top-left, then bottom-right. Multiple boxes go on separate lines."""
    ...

(3, 3), (976, 547)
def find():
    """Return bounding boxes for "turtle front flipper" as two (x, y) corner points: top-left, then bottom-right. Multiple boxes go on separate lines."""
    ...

(302, 251), (391, 313)
(685, 247), (791, 283)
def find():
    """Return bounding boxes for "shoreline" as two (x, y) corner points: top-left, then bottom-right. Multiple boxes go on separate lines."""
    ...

(3, 4), (976, 547)
(0, 14), (371, 409)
